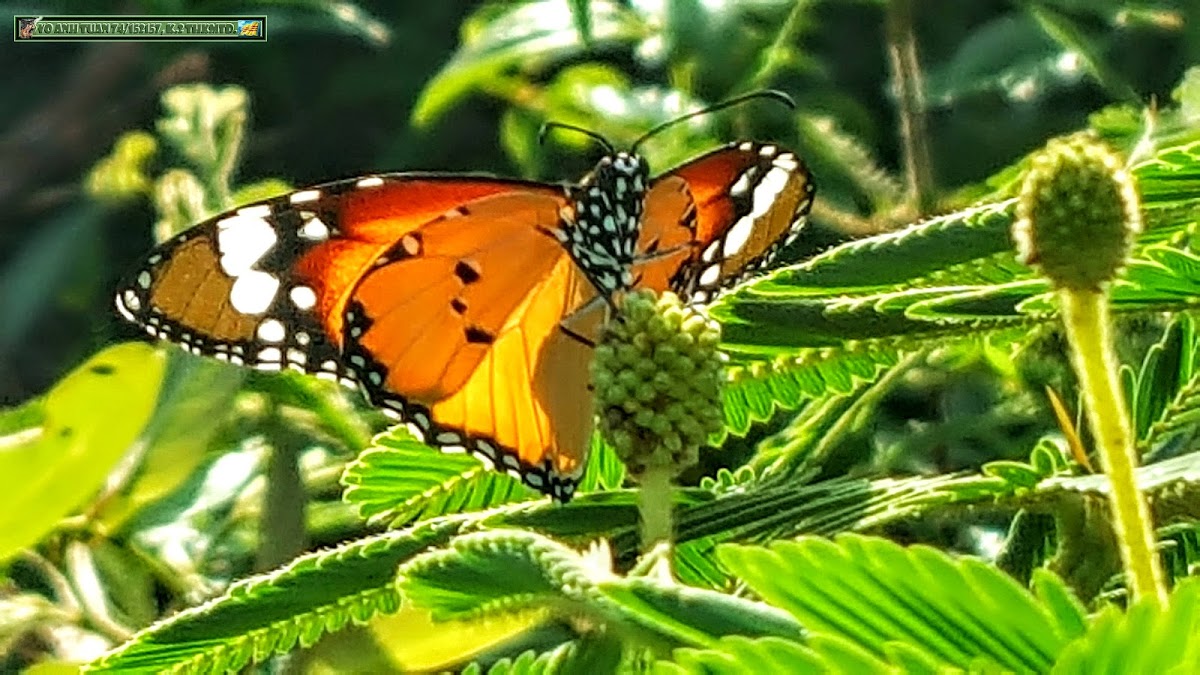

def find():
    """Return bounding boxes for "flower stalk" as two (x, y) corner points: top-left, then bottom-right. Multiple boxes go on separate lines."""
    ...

(1013, 132), (1166, 606)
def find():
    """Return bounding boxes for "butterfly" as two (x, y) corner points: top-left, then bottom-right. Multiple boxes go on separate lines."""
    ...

(115, 93), (815, 501)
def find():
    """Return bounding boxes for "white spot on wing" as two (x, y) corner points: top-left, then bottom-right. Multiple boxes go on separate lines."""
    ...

(238, 205), (272, 218)
(290, 285), (317, 310)
(256, 318), (286, 343)
(116, 291), (139, 319)
(230, 271), (280, 315)
(290, 190), (321, 204)
(299, 217), (330, 241)
(137, 270), (152, 288)
(216, 215), (277, 276)
(257, 347), (282, 363)
(730, 172), (751, 197)
(356, 176), (384, 188)
(774, 153), (799, 172)
(746, 166), (791, 222)
(724, 217), (755, 257)
(699, 263), (721, 287)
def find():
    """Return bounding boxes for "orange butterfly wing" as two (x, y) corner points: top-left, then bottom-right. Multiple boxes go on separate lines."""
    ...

(339, 192), (601, 492)
(635, 142), (815, 299)
(117, 175), (598, 498)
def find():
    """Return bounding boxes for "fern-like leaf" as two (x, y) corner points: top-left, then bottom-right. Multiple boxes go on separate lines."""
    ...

(341, 427), (534, 526)
(85, 519), (465, 673)
(719, 534), (1079, 672)
(1051, 578), (1200, 673)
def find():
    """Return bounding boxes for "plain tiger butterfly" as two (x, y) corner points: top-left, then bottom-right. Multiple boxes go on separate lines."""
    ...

(114, 91), (816, 501)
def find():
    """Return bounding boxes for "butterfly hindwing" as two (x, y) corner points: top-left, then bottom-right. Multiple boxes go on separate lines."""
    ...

(340, 192), (601, 497)
(637, 141), (815, 301)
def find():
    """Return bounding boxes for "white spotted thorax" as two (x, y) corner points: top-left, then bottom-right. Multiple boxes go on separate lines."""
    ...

(556, 152), (650, 295)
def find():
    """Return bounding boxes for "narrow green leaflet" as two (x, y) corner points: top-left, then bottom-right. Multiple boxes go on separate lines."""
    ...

(341, 427), (626, 525)
(341, 427), (534, 526)
(719, 534), (1076, 672)
(736, 200), (1016, 298)
(463, 633), (626, 675)
(0, 343), (166, 562)
(398, 529), (801, 649)
(657, 635), (889, 675)
(1052, 578), (1200, 673)
(86, 518), (465, 673)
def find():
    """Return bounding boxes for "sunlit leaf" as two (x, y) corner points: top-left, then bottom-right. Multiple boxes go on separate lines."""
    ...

(0, 343), (166, 562)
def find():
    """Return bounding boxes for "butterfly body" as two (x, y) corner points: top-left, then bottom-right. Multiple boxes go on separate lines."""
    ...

(117, 141), (814, 501)
(557, 152), (650, 296)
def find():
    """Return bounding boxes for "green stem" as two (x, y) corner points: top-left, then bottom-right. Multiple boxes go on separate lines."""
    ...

(638, 464), (675, 554)
(885, 0), (936, 215)
(1059, 289), (1167, 606)
(749, 0), (808, 90)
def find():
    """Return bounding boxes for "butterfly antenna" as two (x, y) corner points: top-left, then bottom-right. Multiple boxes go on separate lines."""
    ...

(538, 122), (616, 155)
(630, 89), (796, 153)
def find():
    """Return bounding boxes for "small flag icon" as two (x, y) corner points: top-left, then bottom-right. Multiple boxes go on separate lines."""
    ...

(237, 20), (261, 37)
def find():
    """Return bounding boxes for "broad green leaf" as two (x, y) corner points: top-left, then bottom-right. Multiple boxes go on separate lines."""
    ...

(1027, 2), (1138, 102)
(719, 534), (1070, 672)
(245, 0), (390, 46)
(86, 519), (465, 673)
(924, 13), (1073, 104)
(0, 343), (166, 562)
(94, 355), (245, 531)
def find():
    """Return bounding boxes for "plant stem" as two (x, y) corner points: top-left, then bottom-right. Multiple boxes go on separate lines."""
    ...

(750, 0), (808, 90)
(1058, 289), (1167, 606)
(638, 464), (675, 554)
(885, 0), (936, 215)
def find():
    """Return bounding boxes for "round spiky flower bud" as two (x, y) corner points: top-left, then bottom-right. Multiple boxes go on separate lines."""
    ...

(592, 290), (725, 479)
(1012, 132), (1142, 291)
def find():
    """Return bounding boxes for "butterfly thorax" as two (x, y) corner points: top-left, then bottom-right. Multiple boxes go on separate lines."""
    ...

(558, 152), (650, 296)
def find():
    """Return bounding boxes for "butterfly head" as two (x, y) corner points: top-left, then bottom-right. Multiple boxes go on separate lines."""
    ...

(563, 151), (650, 295)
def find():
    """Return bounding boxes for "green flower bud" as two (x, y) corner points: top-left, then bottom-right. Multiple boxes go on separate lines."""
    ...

(85, 131), (158, 204)
(591, 290), (726, 480)
(1013, 132), (1142, 290)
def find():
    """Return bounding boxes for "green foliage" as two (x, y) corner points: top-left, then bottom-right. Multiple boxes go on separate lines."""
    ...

(341, 427), (535, 527)
(0, 344), (165, 562)
(3, 1), (1200, 673)
(719, 534), (1081, 671)
(1052, 578), (1200, 673)
(86, 519), (464, 673)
